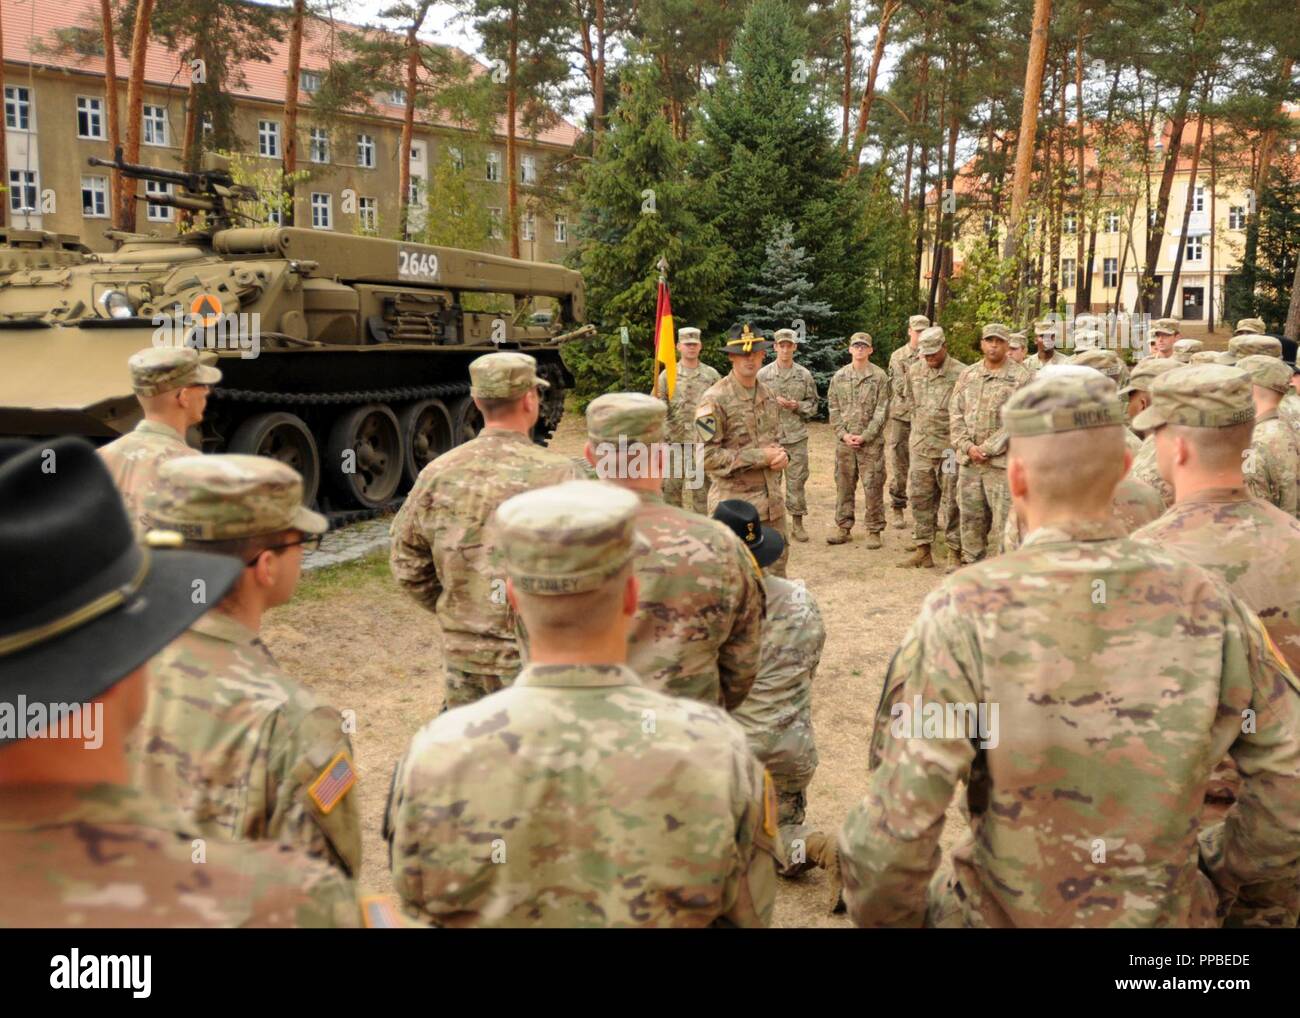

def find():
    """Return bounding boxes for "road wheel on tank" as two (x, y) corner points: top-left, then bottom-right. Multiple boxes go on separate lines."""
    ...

(228, 411), (321, 506)
(324, 403), (403, 508)
(398, 398), (453, 483)
(449, 394), (483, 447)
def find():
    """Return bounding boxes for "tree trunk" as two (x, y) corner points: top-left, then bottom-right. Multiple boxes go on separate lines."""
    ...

(1162, 77), (1209, 318)
(1073, 25), (1086, 306)
(1049, 57), (1065, 310)
(100, 0), (121, 230)
(121, 0), (158, 232)
(399, 24), (418, 238)
(848, 0), (900, 171)
(1240, 55), (1292, 325)
(1004, 0), (1052, 262)
(840, 0), (852, 149)
(1285, 252), (1300, 342)
(1207, 117), (1216, 332)
(282, 0), (304, 227)
(506, 5), (520, 258)
(936, 83), (959, 313)
(1078, 67), (1121, 309)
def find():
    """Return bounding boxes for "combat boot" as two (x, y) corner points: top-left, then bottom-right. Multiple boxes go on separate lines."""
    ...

(899, 543), (933, 568)
(801, 832), (844, 914)
(791, 516), (809, 543)
(862, 531), (882, 549)
(826, 527), (852, 545)
(889, 506), (907, 530)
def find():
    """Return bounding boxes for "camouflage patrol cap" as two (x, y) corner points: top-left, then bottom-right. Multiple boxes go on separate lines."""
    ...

(1228, 334), (1282, 360)
(586, 392), (666, 445)
(494, 480), (650, 596)
(981, 323), (1012, 342)
(143, 454), (328, 542)
(1191, 350), (1236, 365)
(1003, 369), (1127, 436)
(1033, 318), (1058, 335)
(1119, 356), (1180, 395)
(1071, 347), (1124, 381)
(849, 331), (873, 347)
(1233, 317), (1266, 336)
(1236, 354), (1293, 395)
(917, 326), (946, 355)
(677, 327), (702, 344)
(1172, 338), (1203, 362)
(1008, 332), (1027, 349)
(1152, 317), (1180, 335)
(1072, 329), (1105, 352)
(469, 351), (550, 399)
(129, 346), (221, 397)
(773, 327), (801, 345)
(908, 315), (930, 331)
(1131, 365), (1255, 431)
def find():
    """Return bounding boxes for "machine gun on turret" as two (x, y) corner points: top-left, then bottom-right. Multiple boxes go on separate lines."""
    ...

(87, 147), (260, 230)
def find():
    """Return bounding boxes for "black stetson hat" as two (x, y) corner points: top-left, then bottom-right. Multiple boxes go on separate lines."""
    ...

(723, 322), (774, 356)
(0, 437), (242, 744)
(712, 499), (785, 568)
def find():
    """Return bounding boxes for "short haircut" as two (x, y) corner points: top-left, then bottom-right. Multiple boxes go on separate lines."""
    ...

(1010, 426), (1127, 509)
(474, 392), (528, 419)
(1168, 421), (1254, 472)
(177, 528), (294, 565)
(513, 563), (630, 637)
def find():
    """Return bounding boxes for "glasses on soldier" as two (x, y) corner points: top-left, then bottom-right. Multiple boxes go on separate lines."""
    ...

(245, 533), (323, 565)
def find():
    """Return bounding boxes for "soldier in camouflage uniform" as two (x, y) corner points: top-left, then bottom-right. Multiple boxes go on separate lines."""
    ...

(1281, 338), (1300, 437)
(386, 480), (780, 927)
(134, 454), (361, 878)
(839, 371), (1300, 928)
(0, 438), (370, 928)
(949, 323), (1028, 565)
(390, 352), (580, 709)
(1026, 318), (1068, 375)
(696, 324), (790, 576)
(1238, 355), (1299, 516)
(1173, 338), (1203, 363)
(1232, 317), (1268, 338)
(1150, 317), (1181, 359)
(899, 326), (965, 569)
(713, 499), (833, 878)
(1073, 348), (1142, 455)
(584, 393), (764, 710)
(659, 327), (720, 514)
(827, 332), (890, 547)
(1007, 332), (1027, 365)
(97, 346), (220, 534)
(757, 328), (820, 542)
(1229, 332), (1282, 361)
(886, 315), (929, 529)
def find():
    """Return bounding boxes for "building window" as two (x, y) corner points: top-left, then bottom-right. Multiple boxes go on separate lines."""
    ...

(408, 179), (422, 206)
(309, 127), (329, 164)
(1063, 210), (1077, 234)
(410, 142), (423, 163)
(143, 105), (168, 146)
(201, 112), (213, 137)
(77, 96), (104, 139)
(357, 134), (375, 168)
(81, 175), (108, 217)
(983, 212), (994, 235)
(1186, 235), (1203, 261)
(5, 86), (30, 131)
(388, 88), (406, 106)
(488, 206), (503, 239)
(1149, 206), (1159, 227)
(145, 180), (174, 221)
(267, 207), (283, 226)
(486, 151), (502, 182)
(1027, 214), (1037, 234)
(300, 70), (322, 93)
(1192, 185), (1205, 213)
(449, 146), (464, 172)
(1228, 205), (1245, 229)
(8, 170), (37, 212)
(521, 211), (535, 241)
(1102, 257), (1118, 288)
(258, 120), (280, 158)
(554, 213), (567, 243)
(1104, 210), (1120, 233)
(520, 155), (537, 184)
(1061, 257), (1076, 289)
(358, 196), (377, 232)
(310, 192), (332, 229)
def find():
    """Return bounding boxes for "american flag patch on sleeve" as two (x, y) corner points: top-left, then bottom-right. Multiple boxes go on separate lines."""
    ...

(360, 895), (403, 929)
(308, 751), (357, 815)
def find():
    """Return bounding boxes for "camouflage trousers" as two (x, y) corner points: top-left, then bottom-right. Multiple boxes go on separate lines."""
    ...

(833, 439), (886, 533)
(907, 452), (960, 552)
(442, 665), (517, 712)
(743, 706), (818, 848)
(957, 462), (1011, 564)
(887, 419), (910, 509)
(662, 440), (711, 515)
(768, 514), (789, 578)
(781, 438), (810, 517)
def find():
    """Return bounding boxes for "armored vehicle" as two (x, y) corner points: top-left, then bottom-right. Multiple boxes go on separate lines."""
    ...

(0, 151), (591, 511)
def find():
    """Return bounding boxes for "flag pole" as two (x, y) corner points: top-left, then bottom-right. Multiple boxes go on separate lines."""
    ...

(652, 256), (668, 399)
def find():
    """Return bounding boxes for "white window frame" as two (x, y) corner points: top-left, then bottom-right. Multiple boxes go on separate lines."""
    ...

(145, 180), (174, 221)
(521, 210), (535, 241)
(5, 86), (31, 131)
(1061, 257), (1076, 289)
(1228, 205), (1244, 229)
(143, 104), (168, 147)
(983, 212), (994, 234)
(310, 191), (332, 230)
(1149, 207), (1159, 227)
(81, 175), (108, 218)
(1102, 257), (1118, 288)
(1186, 235), (1203, 261)
(201, 112), (214, 137)
(1104, 210), (1120, 234)
(358, 196), (377, 232)
(300, 70), (322, 93)
(1063, 210), (1077, 234)
(1192, 185), (1205, 213)
(309, 127), (330, 164)
(520, 154), (537, 184)
(486, 151), (502, 182)
(77, 95), (104, 139)
(410, 142), (423, 164)
(357, 133), (375, 169)
(8, 169), (37, 212)
(267, 207), (283, 226)
(488, 206), (503, 239)
(449, 146), (464, 172)
(554, 213), (567, 243)
(258, 120), (281, 159)
(408, 179), (422, 206)
(389, 88), (406, 106)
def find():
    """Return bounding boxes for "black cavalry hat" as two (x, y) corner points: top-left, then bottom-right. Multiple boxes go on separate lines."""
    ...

(0, 437), (242, 743)
(1278, 336), (1298, 373)
(723, 321), (774, 355)
(712, 499), (785, 569)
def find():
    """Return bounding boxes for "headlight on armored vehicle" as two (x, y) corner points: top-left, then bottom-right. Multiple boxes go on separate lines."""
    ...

(97, 289), (135, 319)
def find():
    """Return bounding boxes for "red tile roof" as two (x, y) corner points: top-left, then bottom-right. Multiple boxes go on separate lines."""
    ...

(1, 0), (580, 147)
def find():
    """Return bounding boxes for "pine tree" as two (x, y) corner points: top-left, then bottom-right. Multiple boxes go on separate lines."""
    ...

(564, 57), (732, 407)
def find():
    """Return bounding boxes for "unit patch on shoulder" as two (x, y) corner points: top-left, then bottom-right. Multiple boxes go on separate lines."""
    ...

(695, 407), (717, 441)
(308, 750), (357, 815)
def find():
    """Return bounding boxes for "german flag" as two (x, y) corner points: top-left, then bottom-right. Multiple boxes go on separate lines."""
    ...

(654, 279), (676, 400)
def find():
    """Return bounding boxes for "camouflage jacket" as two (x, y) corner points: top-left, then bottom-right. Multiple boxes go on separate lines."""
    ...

(1024, 349), (1069, 374)
(949, 360), (1029, 467)
(1278, 392), (1300, 438)
(97, 420), (198, 534)
(0, 784), (364, 927)
(887, 342), (919, 422)
(389, 427), (581, 673)
(732, 575), (825, 734)
(386, 662), (780, 928)
(757, 360), (820, 444)
(1130, 434), (1175, 508)
(904, 354), (967, 460)
(1133, 487), (1300, 676)
(828, 362), (890, 445)
(696, 372), (786, 521)
(839, 518), (1300, 928)
(129, 612), (361, 877)
(659, 363), (721, 443)
(627, 490), (765, 710)
(1003, 475), (1164, 552)
(1245, 412), (1299, 517)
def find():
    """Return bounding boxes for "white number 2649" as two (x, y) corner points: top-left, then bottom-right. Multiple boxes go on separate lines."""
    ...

(398, 248), (439, 280)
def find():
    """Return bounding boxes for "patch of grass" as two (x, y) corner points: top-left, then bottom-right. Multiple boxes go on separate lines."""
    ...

(295, 549), (393, 603)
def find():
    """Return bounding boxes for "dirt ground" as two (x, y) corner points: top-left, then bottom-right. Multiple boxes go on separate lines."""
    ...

(265, 410), (966, 927)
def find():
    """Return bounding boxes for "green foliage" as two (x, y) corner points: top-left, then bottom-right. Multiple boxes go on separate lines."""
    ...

(181, 151), (307, 232)
(938, 239), (1015, 365)
(406, 148), (494, 249)
(1250, 169), (1300, 332)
